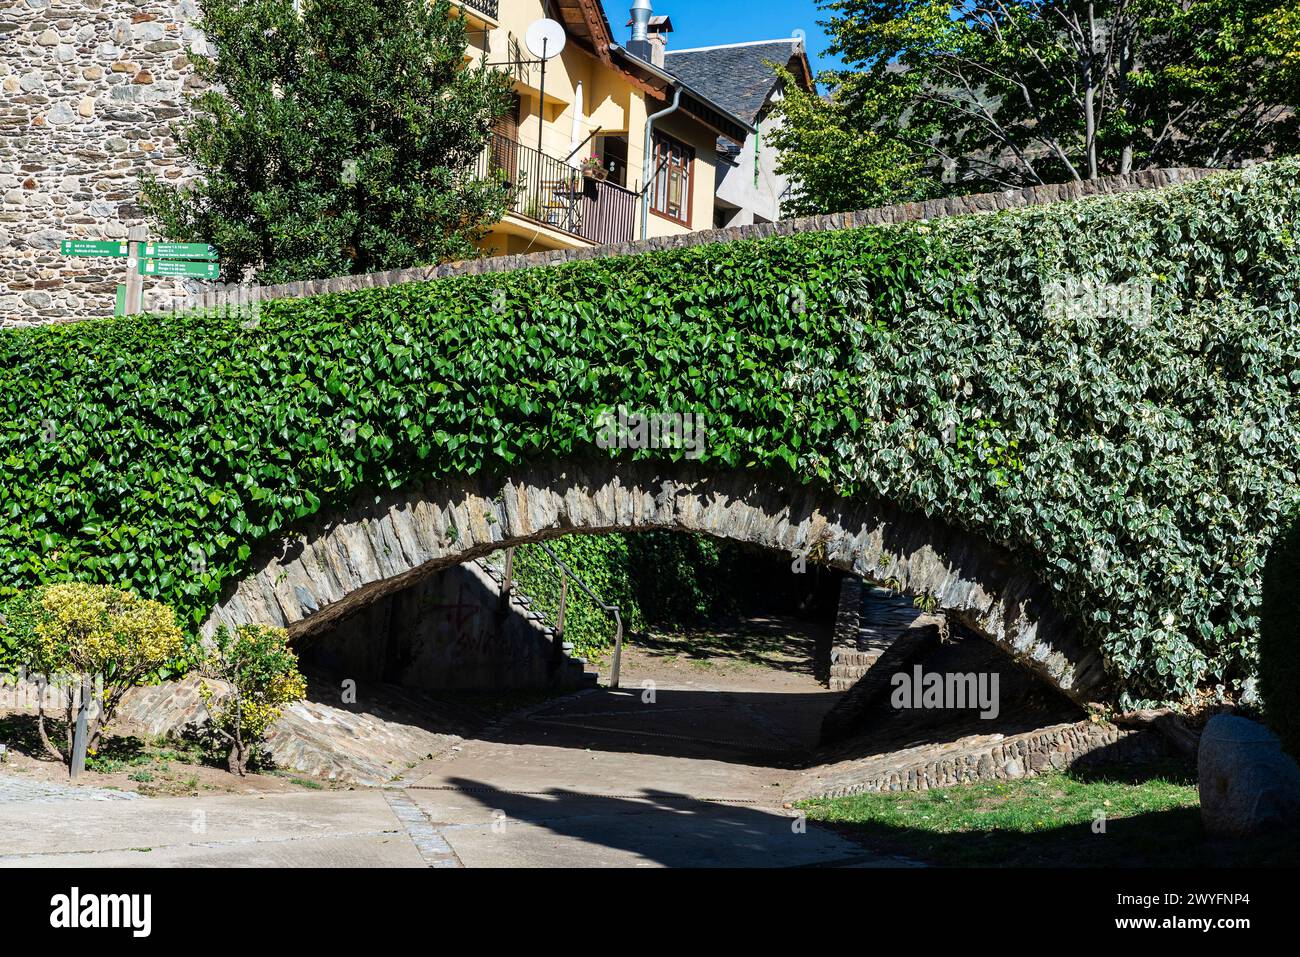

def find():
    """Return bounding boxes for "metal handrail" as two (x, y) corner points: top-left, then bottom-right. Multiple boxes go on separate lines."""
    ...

(497, 543), (626, 688)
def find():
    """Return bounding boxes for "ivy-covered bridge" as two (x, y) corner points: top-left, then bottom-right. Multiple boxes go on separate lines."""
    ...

(2, 161), (1298, 711)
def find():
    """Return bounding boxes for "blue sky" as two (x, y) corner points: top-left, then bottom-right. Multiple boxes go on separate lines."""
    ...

(597, 0), (843, 78)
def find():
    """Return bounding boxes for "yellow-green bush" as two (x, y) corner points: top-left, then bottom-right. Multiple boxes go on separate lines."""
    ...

(0, 583), (184, 762)
(198, 624), (307, 774)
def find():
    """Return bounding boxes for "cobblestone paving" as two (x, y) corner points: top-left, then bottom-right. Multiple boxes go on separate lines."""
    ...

(0, 772), (139, 805)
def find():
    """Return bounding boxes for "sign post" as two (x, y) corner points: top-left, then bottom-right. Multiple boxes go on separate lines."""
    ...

(123, 224), (147, 316)
(143, 241), (217, 261)
(60, 228), (220, 316)
(61, 240), (129, 258)
(138, 258), (221, 279)
(69, 675), (90, 780)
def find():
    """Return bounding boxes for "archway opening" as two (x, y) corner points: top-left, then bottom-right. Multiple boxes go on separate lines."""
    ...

(287, 527), (1089, 789)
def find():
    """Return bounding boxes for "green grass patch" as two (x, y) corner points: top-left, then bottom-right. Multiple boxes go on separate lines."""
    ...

(800, 763), (1299, 866)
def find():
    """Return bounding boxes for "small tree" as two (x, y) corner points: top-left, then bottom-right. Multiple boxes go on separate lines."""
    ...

(765, 65), (932, 217)
(143, 0), (518, 284)
(0, 584), (184, 764)
(197, 624), (306, 775)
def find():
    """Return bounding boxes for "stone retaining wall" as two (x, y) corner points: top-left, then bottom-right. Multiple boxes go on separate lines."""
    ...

(790, 718), (1171, 801)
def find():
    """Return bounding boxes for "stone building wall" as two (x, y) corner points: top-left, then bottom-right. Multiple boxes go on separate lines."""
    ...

(0, 0), (205, 328)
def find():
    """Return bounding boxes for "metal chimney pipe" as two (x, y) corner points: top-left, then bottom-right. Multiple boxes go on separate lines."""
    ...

(630, 0), (653, 42)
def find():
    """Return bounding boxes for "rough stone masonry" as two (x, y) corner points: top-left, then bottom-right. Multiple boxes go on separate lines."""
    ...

(1, 0), (204, 327)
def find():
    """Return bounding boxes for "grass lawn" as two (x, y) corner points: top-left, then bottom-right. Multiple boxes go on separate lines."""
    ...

(799, 762), (1300, 867)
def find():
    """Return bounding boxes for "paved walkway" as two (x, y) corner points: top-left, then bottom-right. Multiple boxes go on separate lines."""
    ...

(0, 630), (916, 868)
(392, 677), (910, 867)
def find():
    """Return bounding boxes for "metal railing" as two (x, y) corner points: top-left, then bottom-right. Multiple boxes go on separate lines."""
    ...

(458, 0), (498, 19)
(477, 132), (639, 246)
(495, 543), (626, 688)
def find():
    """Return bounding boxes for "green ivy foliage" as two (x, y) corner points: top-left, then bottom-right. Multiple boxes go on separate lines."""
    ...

(511, 535), (645, 660)
(509, 532), (746, 658)
(2, 161), (1298, 707)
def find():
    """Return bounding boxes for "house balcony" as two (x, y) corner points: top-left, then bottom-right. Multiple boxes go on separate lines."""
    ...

(477, 132), (639, 248)
(452, 0), (499, 26)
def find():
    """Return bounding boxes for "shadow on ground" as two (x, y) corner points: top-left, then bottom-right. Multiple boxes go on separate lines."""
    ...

(630, 614), (832, 681)
(436, 776), (884, 868)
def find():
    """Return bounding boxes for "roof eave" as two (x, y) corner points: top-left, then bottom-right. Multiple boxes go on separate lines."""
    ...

(608, 43), (756, 145)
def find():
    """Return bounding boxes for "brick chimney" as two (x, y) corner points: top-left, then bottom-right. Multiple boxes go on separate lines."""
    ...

(646, 16), (673, 68)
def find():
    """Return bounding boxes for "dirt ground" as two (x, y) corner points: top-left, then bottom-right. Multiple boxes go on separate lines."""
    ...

(0, 711), (346, 797)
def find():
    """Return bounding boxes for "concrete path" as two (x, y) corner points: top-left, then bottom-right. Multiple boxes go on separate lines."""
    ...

(0, 787), (427, 867)
(0, 632), (915, 867)
(394, 665), (914, 868)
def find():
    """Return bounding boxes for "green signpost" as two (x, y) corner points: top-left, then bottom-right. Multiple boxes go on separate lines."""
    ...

(61, 239), (129, 257)
(138, 258), (220, 279)
(61, 233), (221, 317)
(143, 241), (218, 261)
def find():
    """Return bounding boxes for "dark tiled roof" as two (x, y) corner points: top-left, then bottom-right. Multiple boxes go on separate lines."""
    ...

(663, 41), (804, 126)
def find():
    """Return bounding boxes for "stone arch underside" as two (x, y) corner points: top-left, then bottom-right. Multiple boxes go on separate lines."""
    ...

(203, 460), (1111, 705)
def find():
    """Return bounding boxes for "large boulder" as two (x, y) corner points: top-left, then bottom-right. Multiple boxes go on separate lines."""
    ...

(1198, 714), (1300, 838)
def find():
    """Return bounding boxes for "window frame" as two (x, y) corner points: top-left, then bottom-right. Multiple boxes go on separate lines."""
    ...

(648, 131), (695, 227)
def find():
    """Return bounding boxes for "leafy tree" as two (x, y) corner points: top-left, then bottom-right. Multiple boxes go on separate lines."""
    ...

(766, 66), (933, 216)
(143, 0), (517, 284)
(198, 624), (306, 775)
(0, 584), (184, 764)
(791, 0), (1299, 201)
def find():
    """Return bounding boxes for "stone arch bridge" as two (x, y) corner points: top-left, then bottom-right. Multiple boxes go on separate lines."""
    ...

(196, 167), (1232, 710)
(204, 460), (1107, 706)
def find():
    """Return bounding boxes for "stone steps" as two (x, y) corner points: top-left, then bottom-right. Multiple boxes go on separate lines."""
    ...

(821, 581), (945, 742)
(475, 555), (597, 688)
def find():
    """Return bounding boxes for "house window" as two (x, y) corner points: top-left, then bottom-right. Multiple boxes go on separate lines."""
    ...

(649, 132), (693, 225)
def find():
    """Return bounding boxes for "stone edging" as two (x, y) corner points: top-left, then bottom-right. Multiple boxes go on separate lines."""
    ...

(788, 718), (1170, 802)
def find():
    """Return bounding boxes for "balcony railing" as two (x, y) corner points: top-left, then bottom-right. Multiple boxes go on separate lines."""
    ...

(458, 0), (498, 19)
(477, 132), (638, 247)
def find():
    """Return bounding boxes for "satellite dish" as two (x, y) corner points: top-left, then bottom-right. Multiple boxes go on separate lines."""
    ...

(525, 18), (566, 60)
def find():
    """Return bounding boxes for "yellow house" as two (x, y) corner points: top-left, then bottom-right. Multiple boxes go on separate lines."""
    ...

(452, 0), (754, 255)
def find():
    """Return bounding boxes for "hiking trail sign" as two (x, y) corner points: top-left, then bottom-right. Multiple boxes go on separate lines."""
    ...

(139, 258), (221, 279)
(61, 240), (129, 257)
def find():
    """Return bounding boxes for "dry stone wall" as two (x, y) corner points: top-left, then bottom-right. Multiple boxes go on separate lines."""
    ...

(789, 719), (1171, 801)
(1, 0), (205, 327)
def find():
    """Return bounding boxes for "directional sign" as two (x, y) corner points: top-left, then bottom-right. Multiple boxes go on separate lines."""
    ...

(143, 241), (218, 261)
(61, 239), (129, 257)
(114, 284), (127, 317)
(139, 258), (220, 279)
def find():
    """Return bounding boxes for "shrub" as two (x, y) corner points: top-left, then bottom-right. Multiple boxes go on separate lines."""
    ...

(0, 583), (184, 763)
(197, 624), (307, 774)
(2, 161), (1299, 707)
(1259, 516), (1300, 758)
